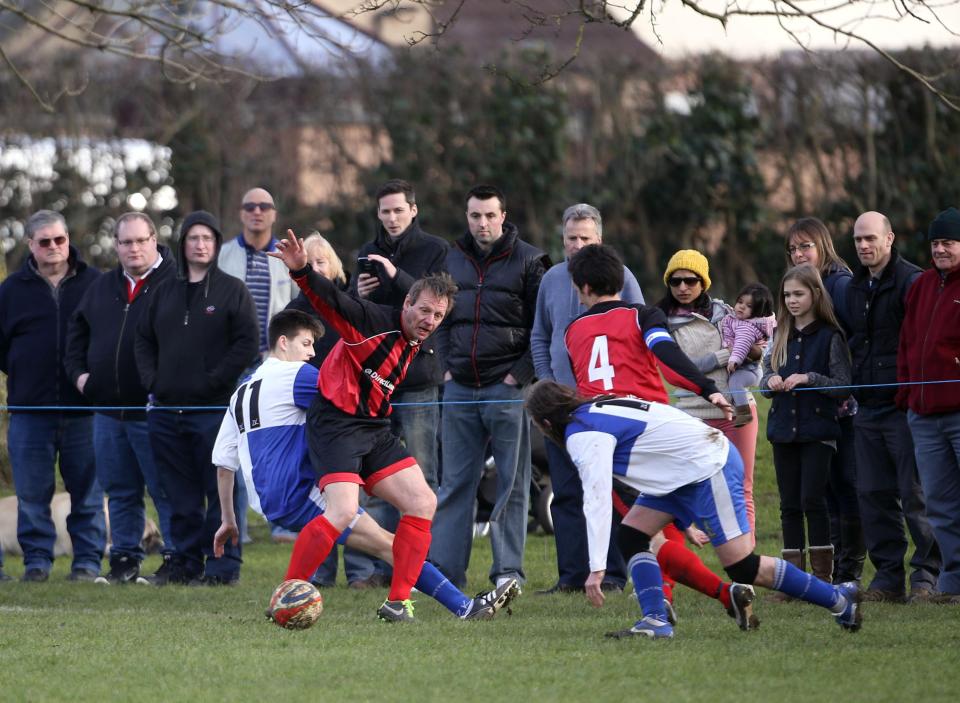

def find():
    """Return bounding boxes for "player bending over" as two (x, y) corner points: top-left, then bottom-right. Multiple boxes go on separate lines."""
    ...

(564, 243), (754, 628)
(525, 380), (862, 639)
(212, 309), (517, 621)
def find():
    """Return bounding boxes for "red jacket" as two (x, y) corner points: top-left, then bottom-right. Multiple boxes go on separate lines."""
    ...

(897, 266), (960, 415)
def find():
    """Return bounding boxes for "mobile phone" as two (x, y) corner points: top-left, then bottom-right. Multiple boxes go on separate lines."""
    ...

(357, 257), (377, 276)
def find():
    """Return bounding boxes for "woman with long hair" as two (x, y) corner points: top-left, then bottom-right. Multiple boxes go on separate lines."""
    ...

(784, 218), (863, 584)
(761, 264), (852, 587)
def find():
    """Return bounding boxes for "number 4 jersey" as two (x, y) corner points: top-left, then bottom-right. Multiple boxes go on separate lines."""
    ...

(564, 301), (718, 401)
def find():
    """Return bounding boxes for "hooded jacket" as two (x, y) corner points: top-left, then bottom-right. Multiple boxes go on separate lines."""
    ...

(64, 244), (176, 419)
(134, 211), (259, 406)
(0, 245), (100, 411)
(351, 217), (449, 391)
(437, 223), (549, 387)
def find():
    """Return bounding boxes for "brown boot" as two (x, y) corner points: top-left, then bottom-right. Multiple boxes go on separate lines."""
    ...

(733, 404), (753, 428)
(767, 549), (805, 602)
(809, 545), (835, 584)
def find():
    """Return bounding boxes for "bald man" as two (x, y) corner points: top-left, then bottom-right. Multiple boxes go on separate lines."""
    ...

(845, 211), (940, 604)
(219, 187), (299, 355)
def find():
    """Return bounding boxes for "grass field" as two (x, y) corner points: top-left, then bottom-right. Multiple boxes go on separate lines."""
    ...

(1, 401), (959, 702)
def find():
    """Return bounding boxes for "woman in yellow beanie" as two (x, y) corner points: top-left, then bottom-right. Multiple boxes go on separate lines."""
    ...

(656, 249), (759, 541)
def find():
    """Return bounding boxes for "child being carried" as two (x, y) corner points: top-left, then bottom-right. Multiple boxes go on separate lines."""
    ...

(721, 282), (775, 427)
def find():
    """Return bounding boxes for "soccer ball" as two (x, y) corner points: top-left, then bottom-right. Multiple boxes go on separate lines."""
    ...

(267, 579), (324, 630)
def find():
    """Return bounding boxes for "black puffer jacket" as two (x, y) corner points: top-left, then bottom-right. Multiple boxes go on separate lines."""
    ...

(845, 247), (921, 409)
(65, 245), (176, 419)
(135, 212), (259, 406)
(352, 218), (449, 391)
(438, 223), (549, 387)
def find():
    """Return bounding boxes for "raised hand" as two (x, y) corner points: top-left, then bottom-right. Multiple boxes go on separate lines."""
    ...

(267, 230), (308, 271)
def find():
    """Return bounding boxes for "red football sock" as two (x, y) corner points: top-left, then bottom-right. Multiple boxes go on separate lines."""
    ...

(389, 515), (432, 601)
(657, 539), (731, 609)
(285, 515), (341, 581)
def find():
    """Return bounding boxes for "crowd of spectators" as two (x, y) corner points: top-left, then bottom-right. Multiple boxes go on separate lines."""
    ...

(0, 188), (958, 606)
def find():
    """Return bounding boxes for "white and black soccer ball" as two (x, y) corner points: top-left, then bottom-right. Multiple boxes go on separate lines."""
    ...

(267, 579), (324, 630)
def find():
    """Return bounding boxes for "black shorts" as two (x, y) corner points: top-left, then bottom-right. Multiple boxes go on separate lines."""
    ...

(306, 396), (417, 494)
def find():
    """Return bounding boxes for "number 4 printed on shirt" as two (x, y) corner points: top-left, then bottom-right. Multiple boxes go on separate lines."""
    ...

(588, 335), (615, 390)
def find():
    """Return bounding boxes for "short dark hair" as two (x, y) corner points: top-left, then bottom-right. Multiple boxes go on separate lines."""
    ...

(407, 272), (458, 312)
(568, 244), (624, 297)
(268, 309), (323, 349)
(376, 179), (416, 206)
(736, 282), (774, 319)
(465, 184), (506, 211)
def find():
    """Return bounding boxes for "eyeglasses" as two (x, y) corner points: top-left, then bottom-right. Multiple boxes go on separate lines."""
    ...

(34, 235), (67, 248)
(668, 276), (702, 288)
(242, 202), (275, 212)
(787, 242), (817, 255)
(185, 234), (216, 244)
(117, 236), (154, 248)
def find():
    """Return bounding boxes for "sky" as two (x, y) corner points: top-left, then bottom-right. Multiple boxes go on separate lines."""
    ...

(625, 0), (960, 58)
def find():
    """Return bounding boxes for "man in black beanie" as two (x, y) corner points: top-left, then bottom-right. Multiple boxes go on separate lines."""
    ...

(898, 207), (960, 603)
(135, 211), (259, 585)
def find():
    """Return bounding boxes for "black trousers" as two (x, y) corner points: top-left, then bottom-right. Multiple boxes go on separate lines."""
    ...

(773, 441), (835, 550)
(854, 411), (940, 591)
(147, 409), (241, 579)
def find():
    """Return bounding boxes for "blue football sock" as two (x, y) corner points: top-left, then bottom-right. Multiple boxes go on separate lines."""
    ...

(771, 558), (839, 609)
(628, 551), (668, 621)
(416, 561), (471, 616)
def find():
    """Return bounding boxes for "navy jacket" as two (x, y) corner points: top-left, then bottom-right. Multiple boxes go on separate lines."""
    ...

(64, 245), (176, 420)
(0, 247), (101, 412)
(845, 247), (921, 409)
(765, 321), (844, 443)
(437, 224), (549, 387)
(351, 218), (448, 391)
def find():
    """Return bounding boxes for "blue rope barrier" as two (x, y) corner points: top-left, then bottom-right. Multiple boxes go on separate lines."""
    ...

(1, 378), (958, 412)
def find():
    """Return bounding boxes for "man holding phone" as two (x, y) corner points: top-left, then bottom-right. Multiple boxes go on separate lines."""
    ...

(347, 179), (449, 587)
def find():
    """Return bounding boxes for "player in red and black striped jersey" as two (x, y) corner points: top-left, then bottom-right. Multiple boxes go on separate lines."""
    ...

(269, 233), (458, 622)
(564, 245), (758, 630)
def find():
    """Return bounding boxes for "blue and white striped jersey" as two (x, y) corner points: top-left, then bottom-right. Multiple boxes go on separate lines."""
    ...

(212, 357), (325, 525)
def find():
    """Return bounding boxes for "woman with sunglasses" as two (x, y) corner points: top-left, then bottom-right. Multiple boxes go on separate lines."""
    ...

(656, 250), (760, 542)
(783, 218), (863, 586)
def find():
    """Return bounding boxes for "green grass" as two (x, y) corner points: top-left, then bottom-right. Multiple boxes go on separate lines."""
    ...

(1, 399), (959, 702)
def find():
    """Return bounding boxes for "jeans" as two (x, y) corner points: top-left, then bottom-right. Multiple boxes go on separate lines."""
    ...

(854, 411), (940, 592)
(908, 410), (960, 594)
(545, 440), (626, 588)
(8, 413), (106, 573)
(146, 409), (241, 579)
(93, 413), (173, 562)
(341, 385), (441, 583)
(431, 380), (529, 588)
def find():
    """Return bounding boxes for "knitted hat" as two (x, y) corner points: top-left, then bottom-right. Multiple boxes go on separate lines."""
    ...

(928, 207), (960, 241)
(663, 249), (711, 291)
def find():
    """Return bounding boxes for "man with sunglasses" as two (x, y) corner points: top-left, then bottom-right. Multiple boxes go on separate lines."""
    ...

(219, 188), (300, 545)
(219, 188), (299, 357)
(0, 210), (107, 582)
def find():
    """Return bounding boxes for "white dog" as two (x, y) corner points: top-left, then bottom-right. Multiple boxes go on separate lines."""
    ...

(0, 492), (163, 559)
